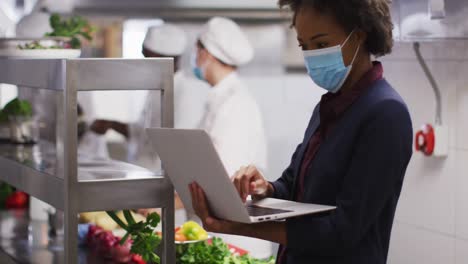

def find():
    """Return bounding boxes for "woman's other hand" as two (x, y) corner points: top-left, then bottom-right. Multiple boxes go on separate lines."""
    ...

(231, 165), (273, 203)
(189, 182), (240, 234)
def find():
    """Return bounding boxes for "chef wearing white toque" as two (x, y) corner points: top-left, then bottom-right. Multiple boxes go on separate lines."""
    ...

(192, 17), (270, 258)
(92, 23), (206, 170)
(143, 24), (187, 57)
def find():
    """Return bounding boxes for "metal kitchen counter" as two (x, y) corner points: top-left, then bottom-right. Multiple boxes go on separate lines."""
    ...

(0, 58), (176, 263)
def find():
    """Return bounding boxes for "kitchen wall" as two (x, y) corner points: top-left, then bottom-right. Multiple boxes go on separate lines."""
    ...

(382, 41), (468, 264)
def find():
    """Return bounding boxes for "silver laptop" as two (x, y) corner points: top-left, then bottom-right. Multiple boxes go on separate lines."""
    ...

(147, 128), (336, 224)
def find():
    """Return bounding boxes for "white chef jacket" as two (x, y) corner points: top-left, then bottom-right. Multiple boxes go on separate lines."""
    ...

(197, 72), (271, 258)
(127, 71), (208, 171)
(127, 70), (208, 227)
(78, 131), (110, 159)
(198, 72), (267, 175)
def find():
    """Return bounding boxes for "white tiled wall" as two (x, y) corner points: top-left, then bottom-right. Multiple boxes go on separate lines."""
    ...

(381, 42), (468, 264)
(456, 238), (468, 264)
(388, 221), (455, 264)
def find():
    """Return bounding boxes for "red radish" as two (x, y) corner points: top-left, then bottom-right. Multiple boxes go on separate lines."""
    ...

(96, 231), (117, 258)
(111, 237), (133, 263)
(5, 191), (28, 209)
(87, 225), (103, 248)
(130, 254), (146, 264)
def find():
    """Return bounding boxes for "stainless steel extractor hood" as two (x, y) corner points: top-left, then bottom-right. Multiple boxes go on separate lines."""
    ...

(71, 0), (288, 21)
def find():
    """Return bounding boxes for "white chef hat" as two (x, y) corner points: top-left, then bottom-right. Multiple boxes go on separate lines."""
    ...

(143, 24), (187, 56)
(199, 17), (254, 66)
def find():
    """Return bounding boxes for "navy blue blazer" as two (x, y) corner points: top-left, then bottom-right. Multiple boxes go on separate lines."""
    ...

(272, 79), (413, 264)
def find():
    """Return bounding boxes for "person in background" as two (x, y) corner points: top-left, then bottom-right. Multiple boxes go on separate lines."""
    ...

(190, 1), (413, 264)
(194, 17), (267, 177)
(77, 104), (109, 159)
(192, 17), (270, 259)
(91, 24), (191, 171)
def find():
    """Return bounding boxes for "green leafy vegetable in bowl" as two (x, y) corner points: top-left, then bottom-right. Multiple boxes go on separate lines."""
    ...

(17, 14), (94, 50)
(2, 98), (33, 118)
(176, 237), (275, 264)
(45, 14), (94, 49)
(17, 41), (63, 50)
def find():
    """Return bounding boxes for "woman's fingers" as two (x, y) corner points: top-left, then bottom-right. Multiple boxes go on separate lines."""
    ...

(231, 165), (265, 202)
(240, 165), (254, 200)
(251, 178), (267, 194)
(232, 166), (247, 197)
(190, 182), (204, 219)
(189, 183), (198, 213)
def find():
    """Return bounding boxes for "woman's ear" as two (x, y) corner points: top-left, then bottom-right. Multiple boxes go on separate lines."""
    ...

(355, 29), (367, 47)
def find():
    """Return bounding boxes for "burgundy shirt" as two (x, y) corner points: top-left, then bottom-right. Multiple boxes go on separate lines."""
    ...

(278, 61), (384, 264)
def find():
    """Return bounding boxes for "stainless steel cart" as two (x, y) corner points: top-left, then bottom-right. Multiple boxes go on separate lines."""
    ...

(0, 58), (175, 263)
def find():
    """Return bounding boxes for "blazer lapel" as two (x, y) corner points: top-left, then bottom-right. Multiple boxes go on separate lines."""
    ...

(291, 105), (321, 199)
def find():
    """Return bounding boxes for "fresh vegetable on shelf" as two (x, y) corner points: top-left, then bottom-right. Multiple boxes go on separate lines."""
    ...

(110, 236), (133, 263)
(16, 41), (64, 50)
(0, 182), (15, 209)
(80, 210), (147, 231)
(106, 210), (161, 264)
(5, 191), (28, 209)
(86, 224), (147, 263)
(116, 210), (146, 225)
(2, 98), (33, 118)
(45, 14), (94, 49)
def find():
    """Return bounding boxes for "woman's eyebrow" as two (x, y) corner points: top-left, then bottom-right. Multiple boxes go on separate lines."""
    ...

(309, 33), (328, 41)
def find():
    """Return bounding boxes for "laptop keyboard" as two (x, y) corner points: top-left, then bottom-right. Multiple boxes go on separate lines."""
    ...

(246, 205), (292, 217)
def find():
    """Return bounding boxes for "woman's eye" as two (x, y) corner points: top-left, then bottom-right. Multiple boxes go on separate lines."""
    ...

(317, 42), (328, 49)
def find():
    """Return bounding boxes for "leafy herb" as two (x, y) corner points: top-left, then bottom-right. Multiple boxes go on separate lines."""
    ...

(2, 98), (33, 118)
(17, 40), (65, 50)
(45, 14), (94, 49)
(0, 182), (15, 209)
(176, 237), (275, 264)
(106, 210), (161, 263)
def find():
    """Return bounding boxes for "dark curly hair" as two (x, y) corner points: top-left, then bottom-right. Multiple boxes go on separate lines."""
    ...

(279, 0), (394, 57)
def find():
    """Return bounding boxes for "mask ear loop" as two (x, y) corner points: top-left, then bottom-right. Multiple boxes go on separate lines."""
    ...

(342, 28), (361, 67)
(350, 43), (361, 66)
(341, 28), (356, 48)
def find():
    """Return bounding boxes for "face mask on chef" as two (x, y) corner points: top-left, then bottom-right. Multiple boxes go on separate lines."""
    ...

(303, 29), (360, 93)
(192, 41), (211, 82)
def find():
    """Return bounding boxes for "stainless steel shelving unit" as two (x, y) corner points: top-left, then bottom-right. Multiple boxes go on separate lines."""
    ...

(0, 58), (175, 264)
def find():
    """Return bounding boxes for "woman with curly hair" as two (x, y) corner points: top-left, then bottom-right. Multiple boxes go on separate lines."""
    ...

(190, 1), (413, 263)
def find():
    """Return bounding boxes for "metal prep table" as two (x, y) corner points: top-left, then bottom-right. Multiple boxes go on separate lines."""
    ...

(0, 58), (176, 263)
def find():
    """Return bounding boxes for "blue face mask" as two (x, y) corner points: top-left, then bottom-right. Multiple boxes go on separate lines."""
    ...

(303, 30), (360, 93)
(191, 52), (206, 81)
(193, 67), (204, 81)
